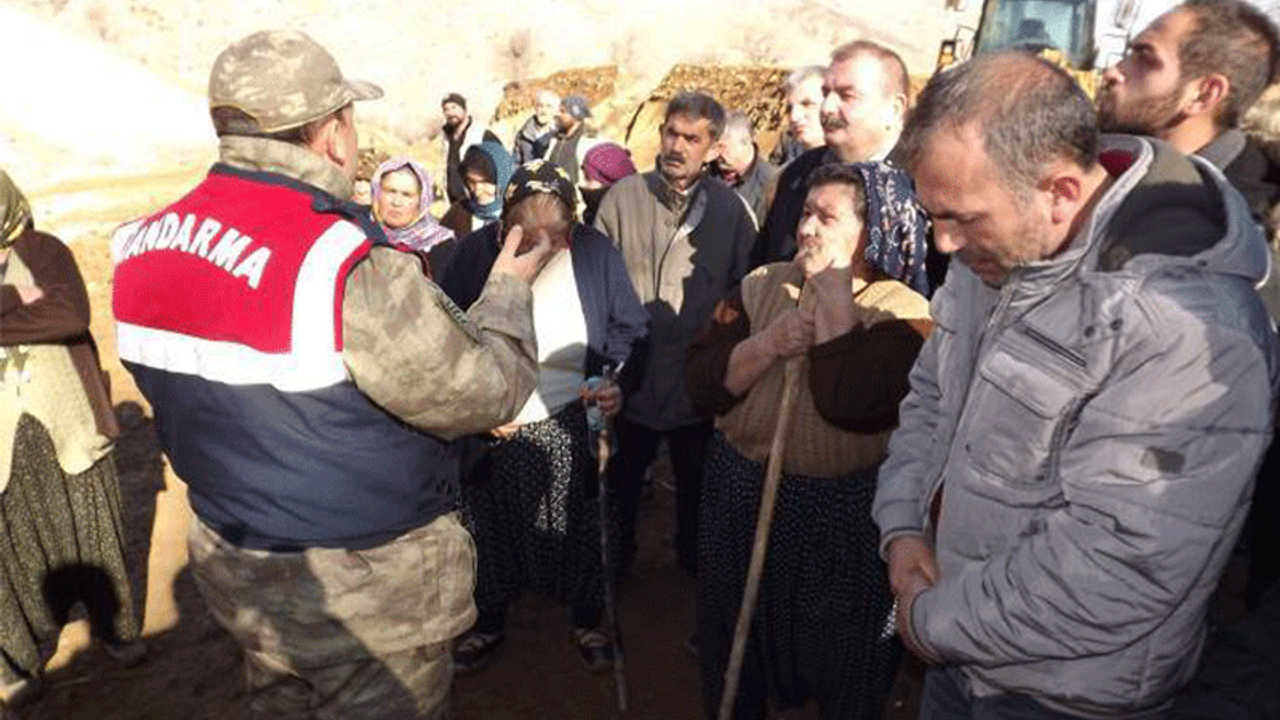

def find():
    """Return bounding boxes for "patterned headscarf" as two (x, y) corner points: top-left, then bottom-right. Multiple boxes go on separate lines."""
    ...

(581, 143), (637, 186)
(1, 168), (33, 250)
(504, 159), (579, 222)
(461, 140), (515, 223)
(853, 161), (931, 296)
(370, 158), (454, 252)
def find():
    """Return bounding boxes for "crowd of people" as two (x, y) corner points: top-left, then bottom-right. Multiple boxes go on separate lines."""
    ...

(4, 1), (1280, 718)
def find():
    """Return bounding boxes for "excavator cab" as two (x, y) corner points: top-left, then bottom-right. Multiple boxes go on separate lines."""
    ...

(972, 0), (1096, 66)
(938, 0), (1097, 67)
(936, 0), (1101, 93)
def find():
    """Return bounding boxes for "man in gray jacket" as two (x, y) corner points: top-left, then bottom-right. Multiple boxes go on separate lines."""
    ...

(873, 52), (1279, 718)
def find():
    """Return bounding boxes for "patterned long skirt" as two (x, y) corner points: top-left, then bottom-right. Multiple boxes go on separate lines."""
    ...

(462, 403), (604, 624)
(698, 431), (901, 720)
(0, 414), (140, 684)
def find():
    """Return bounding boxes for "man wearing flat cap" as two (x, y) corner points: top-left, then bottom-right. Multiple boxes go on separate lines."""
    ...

(112, 29), (551, 719)
(442, 91), (500, 205)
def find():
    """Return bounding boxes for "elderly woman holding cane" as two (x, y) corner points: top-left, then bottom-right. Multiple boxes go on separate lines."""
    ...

(687, 162), (933, 720)
(0, 169), (143, 709)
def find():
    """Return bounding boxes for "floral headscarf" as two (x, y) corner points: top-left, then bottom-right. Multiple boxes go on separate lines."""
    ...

(1, 168), (32, 250)
(504, 159), (579, 222)
(853, 161), (931, 296)
(370, 158), (454, 252)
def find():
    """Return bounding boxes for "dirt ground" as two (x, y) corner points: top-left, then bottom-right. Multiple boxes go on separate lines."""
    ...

(13, 413), (924, 720)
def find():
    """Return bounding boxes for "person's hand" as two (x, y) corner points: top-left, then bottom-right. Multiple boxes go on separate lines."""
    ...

(804, 260), (855, 301)
(583, 382), (622, 417)
(887, 535), (939, 660)
(490, 421), (522, 440)
(761, 306), (815, 360)
(887, 535), (939, 598)
(10, 285), (44, 305)
(895, 583), (933, 661)
(491, 224), (555, 285)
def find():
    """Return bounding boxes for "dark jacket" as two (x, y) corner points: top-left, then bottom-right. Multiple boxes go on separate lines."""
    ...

(548, 125), (588, 185)
(593, 171), (755, 430)
(438, 222), (649, 390)
(513, 115), (554, 165)
(719, 153), (778, 228)
(749, 146), (828, 268)
(1198, 129), (1280, 226)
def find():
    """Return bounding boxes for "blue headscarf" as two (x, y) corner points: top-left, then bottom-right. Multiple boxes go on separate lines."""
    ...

(462, 140), (514, 222)
(853, 161), (931, 296)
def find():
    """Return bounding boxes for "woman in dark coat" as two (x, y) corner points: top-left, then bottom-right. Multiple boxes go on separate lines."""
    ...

(438, 160), (648, 674)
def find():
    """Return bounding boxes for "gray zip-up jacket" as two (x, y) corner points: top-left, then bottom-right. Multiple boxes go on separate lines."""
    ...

(873, 136), (1280, 717)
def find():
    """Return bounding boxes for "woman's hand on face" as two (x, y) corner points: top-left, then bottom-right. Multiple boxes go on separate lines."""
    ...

(762, 306), (815, 360)
(804, 261), (855, 298)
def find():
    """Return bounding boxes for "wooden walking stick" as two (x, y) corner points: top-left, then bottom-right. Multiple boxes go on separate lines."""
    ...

(717, 352), (805, 720)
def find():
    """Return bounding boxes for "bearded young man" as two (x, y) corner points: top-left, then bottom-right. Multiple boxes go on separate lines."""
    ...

(1097, 0), (1280, 226)
(441, 92), (499, 205)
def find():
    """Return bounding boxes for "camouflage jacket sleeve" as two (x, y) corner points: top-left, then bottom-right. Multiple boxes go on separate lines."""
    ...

(342, 246), (538, 441)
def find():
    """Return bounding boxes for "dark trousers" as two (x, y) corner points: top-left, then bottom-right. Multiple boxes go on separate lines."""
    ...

(609, 417), (712, 576)
(1247, 434), (1280, 606)
(921, 668), (1167, 720)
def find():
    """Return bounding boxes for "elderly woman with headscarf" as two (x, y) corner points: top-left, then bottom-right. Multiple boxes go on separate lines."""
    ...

(437, 160), (648, 675)
(441, 140), (514, 238)
(0, 169), (143, 702)
(686, 162), (932, 720)
(370, 157), (455, 277)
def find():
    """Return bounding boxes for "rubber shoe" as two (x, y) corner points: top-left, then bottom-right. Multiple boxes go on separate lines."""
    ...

(453, 631), (504, 675)
(104, 639), (148, 667)
(574, 627), (614, 673)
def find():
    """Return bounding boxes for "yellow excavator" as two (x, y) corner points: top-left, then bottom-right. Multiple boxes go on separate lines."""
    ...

(935, 0), (1175, 97)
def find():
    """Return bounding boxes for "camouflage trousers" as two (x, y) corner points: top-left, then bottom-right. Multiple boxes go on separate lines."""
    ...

(188, 513), (477, 720)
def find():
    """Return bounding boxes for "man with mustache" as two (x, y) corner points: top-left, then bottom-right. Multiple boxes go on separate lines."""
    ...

(751, 40), (911, 270)
(593, 92), (757, 583)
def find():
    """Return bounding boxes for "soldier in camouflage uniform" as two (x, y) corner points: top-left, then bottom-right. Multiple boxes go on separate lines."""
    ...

(111, 30), (553, 720)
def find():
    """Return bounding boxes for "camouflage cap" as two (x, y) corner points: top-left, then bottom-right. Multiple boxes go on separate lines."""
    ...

(209, 30), (383, 134)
